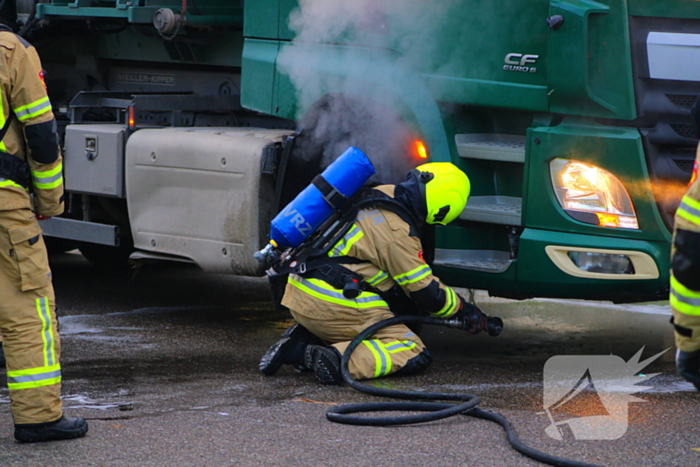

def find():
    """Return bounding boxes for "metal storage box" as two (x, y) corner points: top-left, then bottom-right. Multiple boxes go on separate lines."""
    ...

(64, 124), (126, 198)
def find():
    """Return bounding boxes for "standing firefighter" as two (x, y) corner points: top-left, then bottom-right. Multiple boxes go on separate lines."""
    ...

(0, 25), (88, 442)
(671, 115), (700, 391)
(260, 162), (502, 384)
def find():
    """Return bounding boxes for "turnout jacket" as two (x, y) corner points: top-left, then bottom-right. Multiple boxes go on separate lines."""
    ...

(282, 185), (462, 318)
(671, 146), (700, 351)
(0, 29), (63, 216)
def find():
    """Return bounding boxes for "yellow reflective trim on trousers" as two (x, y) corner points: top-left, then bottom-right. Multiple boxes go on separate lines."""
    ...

(670, 275), (700, 316)
(363, 340), (392, 377)
(36, 297), (58, 367)
(393, 264), (432, 286)
(32, 162), (63, 189)
(9, 376), (61, 390)
(385, 340), (417, 354)
(363, 341), (383, 378)
(434, 286), (458, 317)
(7, 364), (62, 390)
(288, 275), (388, 309)
(677, 195), (700, 226)
(14, 96), (51, 121)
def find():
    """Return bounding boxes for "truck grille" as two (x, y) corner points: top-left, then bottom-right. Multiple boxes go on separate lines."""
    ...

(666, 94), (697, 109)
(675, 159), (696, 172)
(629, 16), (700, 230)
(670, 124), (697, 139)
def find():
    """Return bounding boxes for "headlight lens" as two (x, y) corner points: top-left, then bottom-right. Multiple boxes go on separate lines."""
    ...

(549, 159), (639, 229)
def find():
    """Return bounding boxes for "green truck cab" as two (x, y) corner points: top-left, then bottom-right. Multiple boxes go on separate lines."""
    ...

(12, 0), (700, 302)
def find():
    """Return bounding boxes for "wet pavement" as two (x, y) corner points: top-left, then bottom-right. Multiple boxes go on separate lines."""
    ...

(0, 253), (698, 467)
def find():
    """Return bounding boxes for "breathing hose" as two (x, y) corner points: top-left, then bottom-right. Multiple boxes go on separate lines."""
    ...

(325, 315), (603, 467)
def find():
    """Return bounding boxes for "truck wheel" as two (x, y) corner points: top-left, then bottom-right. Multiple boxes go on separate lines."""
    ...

(78, 238), (134, 269)
(44, 237), (77, 255)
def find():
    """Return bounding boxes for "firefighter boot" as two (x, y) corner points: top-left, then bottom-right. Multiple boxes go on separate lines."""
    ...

(0, 343), (5, 367)
(15, 416), (88, 443)
(259, 323), (318, 375)
(304, 345), (343, 385)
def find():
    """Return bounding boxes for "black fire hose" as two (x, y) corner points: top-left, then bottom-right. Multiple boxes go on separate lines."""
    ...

(325, 315), (603, 467)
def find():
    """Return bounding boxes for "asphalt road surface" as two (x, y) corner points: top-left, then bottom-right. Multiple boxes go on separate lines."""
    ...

(0, 253), (697, 467)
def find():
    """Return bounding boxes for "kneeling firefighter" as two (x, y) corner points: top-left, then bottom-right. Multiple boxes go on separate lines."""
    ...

(259, 157), (503, 385)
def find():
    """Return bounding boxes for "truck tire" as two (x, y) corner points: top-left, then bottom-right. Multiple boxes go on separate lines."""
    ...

(78, 238), (134, 269)
(44, 237), (77, 255)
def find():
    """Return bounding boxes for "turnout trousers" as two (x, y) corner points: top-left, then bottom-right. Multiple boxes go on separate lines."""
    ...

(285, 277), (431, 380)
(291, 308), (430, 380)
(0, 208), (62, 424)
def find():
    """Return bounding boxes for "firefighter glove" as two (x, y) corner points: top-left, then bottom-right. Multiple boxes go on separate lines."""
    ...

(454, 297), (489, 335)
(676, 349), (700, 391)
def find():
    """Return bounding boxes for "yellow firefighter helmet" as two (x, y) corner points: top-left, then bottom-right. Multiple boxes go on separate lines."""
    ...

(415, 162), (470, 225)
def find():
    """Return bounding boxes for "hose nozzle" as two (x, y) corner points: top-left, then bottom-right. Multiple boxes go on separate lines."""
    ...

(440, 315), (503, 336)
(441, 318), (465, 330)
(486, 317), (504, 337)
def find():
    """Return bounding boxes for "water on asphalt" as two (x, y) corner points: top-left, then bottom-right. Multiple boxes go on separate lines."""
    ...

(0, 253), (697, 467)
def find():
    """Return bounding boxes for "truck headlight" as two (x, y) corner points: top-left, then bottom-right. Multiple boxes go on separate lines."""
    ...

(549, 159), (639, 229)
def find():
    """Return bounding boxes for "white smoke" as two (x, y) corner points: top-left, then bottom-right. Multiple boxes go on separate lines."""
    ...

(277, 0), (468, 183)
(279, 0), (466, 110)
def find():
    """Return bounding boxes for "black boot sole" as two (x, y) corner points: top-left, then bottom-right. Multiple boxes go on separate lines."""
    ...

(15, 419), (88, 443)
(260, 324), (320, 375)
(259, 337), (292, 375)
(306, 346), (343, 385)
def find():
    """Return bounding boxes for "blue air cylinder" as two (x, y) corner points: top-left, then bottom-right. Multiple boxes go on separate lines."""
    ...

(269, 146), (376, 249)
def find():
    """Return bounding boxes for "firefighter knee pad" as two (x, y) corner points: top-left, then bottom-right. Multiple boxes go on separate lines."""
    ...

(394, 349), (432, 376)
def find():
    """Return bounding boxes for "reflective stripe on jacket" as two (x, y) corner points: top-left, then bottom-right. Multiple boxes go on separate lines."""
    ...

(282, 186), (460, 318)
(671, 148), (700, 351)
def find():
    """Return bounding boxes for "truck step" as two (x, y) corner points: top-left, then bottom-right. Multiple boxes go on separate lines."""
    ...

(433, 249), (513, 273)
(40, 217), (119, 246)
(460, 196), (522, 226)
(456, 134), (526, 163)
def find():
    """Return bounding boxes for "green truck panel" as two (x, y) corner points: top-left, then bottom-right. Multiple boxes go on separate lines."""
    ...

(19, 0), (700, 302)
